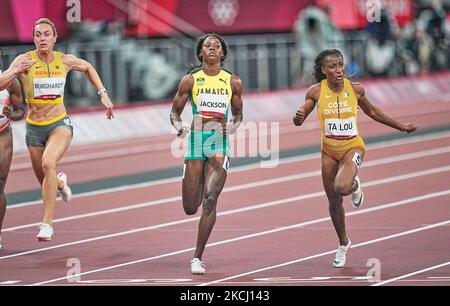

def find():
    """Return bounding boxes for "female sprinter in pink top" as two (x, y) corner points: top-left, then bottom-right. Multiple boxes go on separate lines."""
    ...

(0, 74), (25, 250)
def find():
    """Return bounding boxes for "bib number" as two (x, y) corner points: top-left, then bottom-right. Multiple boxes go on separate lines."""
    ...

(352, 152), (362, 170)
(63, 116), (73, 127)
(222, 156), (230, 171)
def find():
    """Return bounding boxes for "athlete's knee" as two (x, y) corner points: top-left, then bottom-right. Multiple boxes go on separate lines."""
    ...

(182, 198), (200, 215)
(202, 195), (218, 214)
(183, 206), (198, 215)
(41, 158), (57, 174)
(334, 179), (353, 196)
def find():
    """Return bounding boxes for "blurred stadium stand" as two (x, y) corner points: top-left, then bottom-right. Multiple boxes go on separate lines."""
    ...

(0, 0), (448, 108)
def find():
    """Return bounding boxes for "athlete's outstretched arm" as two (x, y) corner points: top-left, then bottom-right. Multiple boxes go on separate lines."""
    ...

(170, 75), (193, 138)
(353, 83), (418, 133)
(0, 54), (35, 90)
(225, 75), (243, 135)
(293, 84), (319, 126)
(2, 79), (25, 121)
(62, 53), (114, 119)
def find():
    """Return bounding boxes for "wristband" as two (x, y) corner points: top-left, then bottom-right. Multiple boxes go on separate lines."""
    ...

(174, 122), (183, 131)
(97, 87), (108, 95)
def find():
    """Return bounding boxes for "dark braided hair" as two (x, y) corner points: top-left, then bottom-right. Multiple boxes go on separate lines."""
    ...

(196, 33), (228, 65)
(313, 49), (344, 83)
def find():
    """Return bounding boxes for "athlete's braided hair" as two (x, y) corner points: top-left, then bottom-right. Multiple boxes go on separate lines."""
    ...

(313, 49), (344, 83)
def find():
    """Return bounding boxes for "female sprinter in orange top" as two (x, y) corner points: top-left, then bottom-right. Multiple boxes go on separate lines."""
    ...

(293, 49), (417, 268)
(6, 18), (114, 242)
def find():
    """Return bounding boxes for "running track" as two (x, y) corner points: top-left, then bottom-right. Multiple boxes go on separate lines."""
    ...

(0, 102), (449, 287)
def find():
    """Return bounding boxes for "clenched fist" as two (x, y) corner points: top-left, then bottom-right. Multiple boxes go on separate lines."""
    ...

(293, 107), (305, 126)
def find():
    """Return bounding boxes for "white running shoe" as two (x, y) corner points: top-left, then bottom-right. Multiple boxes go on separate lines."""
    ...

(0, 236), (3, 250)
(351, 176), (364, 209)
(57, 172), (72, 202)
(36, 223), (53, 242)
(333, 239), (351, 268)
(191, 258), (206, 274)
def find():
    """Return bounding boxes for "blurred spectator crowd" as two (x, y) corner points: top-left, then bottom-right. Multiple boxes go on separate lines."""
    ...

(293, 0), (450, 85)
(7, 0), (447, 104)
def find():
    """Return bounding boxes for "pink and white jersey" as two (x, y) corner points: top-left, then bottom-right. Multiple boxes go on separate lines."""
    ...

(0, 88), (11, 132)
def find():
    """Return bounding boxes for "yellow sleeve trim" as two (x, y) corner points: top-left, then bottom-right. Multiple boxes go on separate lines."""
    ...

(26, 112), (67, 126)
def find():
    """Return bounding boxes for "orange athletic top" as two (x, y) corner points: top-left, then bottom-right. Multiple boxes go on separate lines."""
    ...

(317, 78), (362, 148)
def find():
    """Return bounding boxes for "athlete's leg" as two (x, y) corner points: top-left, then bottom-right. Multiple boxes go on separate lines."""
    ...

(333, 148), (365, 197)
(40, 127), (72, 224)
(28, 145), (69, 191)
(28, 146), (45, 185)
(193, 154), (228, 260)
(321, 152), (349, 246)
(182, 159), (206, 215)
(0, 129), (13, 233)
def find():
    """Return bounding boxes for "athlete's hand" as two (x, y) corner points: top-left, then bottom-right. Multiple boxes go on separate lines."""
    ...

(400, 123), (418, 133)
(174, 122), (190, 139)
(2, 104), (11, 118)
(3, 106), (24, 121)
(100, 93), (114, 119)
(1, 99), (13, 120)
(12, 54), (36, 75)
(219, 122), (237, 136)
(293, 107), (305, 126)
(105, 107), (114, 120)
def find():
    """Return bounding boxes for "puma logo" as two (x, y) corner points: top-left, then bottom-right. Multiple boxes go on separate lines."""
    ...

(219, 78), (227, 85)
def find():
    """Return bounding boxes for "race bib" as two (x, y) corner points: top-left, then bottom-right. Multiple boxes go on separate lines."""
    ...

(33, 77), (65, 100)
(222, 156), (230, 171)
(352, 152), (362, 169)
(325, 117), (357, 138)
(63, 116), (72, 127)
(197, 93), (229, 118)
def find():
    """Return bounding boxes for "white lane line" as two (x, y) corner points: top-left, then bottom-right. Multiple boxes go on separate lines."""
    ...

(0, 281), (21, 285)
(198, 220), (450, 286)
(8, 130), (450, 209)
(9, 120), (315, 171)
(11, 143), (172, 171)
(371, 262), (450, 286)
(11, 105), (450, 165)
(7, 134), (450, 209)
(4, 147), (450, 232)
(29, 214), (450, 286)
(3, 185), (449, 262)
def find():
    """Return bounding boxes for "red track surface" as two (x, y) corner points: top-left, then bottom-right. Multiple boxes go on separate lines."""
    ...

(1, 102), (449, 286)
